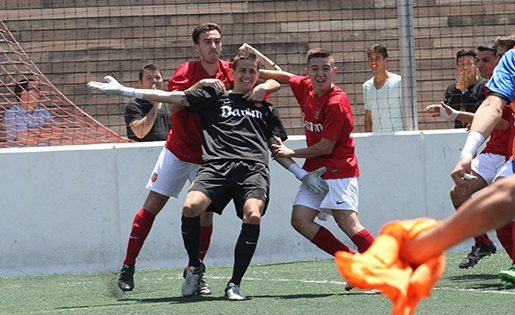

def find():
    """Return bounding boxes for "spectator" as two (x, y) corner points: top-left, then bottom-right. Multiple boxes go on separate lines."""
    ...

(124, 63), (171, 141)
(444, 49), (487, 128)
(4, 79), (58, 147)
(363, 44), (403, 132)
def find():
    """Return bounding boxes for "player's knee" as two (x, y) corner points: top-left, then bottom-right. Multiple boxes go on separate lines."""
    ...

(243, 212), (261, 224)
(182, 202), (204, 217)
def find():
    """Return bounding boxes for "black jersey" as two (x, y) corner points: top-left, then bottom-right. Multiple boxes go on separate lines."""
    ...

(184, 86), (287, 165)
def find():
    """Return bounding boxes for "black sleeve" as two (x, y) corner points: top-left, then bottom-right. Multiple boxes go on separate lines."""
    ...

(184, 86), (218, 114)
(124, 99), (145, 125)
(443, 84), (459, 110)
(489, 92), (512, 104)
(266, 103), (288, 142)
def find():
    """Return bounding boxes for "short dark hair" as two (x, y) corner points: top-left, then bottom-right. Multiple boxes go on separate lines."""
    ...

(477, 41), (496, 56)
(494, 33), (515, 51)
(232, 51), (258, 70)
(139, 63), (162, 81)
(306, 48), (334, 66)
(192, 23), (222, 45)
(366, 44), (388, 59)
(14, 78), (37, 99)
(456, 49), (476, 63)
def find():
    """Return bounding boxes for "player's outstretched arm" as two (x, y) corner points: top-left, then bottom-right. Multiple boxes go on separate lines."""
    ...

(88, 76), (190, 108)
(403, 175), (515, 265)
(270, 136), (329, 195)
(259, 69), (294, 85)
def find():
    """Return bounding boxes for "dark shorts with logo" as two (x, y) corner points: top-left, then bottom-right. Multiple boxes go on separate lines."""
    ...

(190, 160), (270, 220)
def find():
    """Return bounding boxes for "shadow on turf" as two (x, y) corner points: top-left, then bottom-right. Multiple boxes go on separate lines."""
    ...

(116, 291), (347, 304)
(442, 273), (506, 290)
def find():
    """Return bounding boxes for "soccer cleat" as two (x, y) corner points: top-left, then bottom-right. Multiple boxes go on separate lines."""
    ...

(197, 276), (212, 295)
(458, 242), (496, 269)
(225, 282), (247, 300)
(118, 264), (135, 292)
(181, 263), (205, 297)
(183, 266), (212, 295)
(499, 264), (515, 287)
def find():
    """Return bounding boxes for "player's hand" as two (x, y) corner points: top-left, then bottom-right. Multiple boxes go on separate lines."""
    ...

(270, 137), (294, 158)
(302, 166), (329, 195)
(450, 157), (475, 188)
(243, 84), (267, 102)
(426, 102), (458, 121)
(87, 76), (125, 96)
(239, 43), (253, 52)
(195, 79), (226, 91)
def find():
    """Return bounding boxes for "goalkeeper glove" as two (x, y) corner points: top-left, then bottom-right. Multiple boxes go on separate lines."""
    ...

(87, 76), (144, 98)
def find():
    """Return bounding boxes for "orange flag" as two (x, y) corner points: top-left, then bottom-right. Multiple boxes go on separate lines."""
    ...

(335, 218), (446, 315)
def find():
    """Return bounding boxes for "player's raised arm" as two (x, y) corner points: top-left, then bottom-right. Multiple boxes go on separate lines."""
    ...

(87, 76), (190, 108)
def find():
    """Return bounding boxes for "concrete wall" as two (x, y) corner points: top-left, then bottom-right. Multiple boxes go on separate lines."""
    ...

(0, 130), (477, 277)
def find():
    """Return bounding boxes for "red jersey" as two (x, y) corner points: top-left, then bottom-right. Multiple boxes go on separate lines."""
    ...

(289, 75), (359, 179)
(481, 105), (512, 158)
(165, 60), (234, 164)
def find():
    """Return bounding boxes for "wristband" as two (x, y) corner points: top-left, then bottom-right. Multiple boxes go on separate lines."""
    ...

(122, 88), (145, 99)
(460, 131), (485, 159)
(439, 106), (459, 121)
(288, 163), (308, 180)
(122, 87), (135, 98)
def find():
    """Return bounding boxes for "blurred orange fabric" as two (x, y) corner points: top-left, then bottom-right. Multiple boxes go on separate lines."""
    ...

(335, 218), (446, 315)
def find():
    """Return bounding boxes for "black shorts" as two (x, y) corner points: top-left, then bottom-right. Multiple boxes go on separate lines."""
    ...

(190, 160), (270, 219)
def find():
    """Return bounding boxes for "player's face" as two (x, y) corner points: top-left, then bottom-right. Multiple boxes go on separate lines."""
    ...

(231, 59), (259, 93)
(367, 52), (387, 74)
(495, 46), (509, 64)
(195, 30), (222, 64)
(456, 55), (477, 77)
(140, 69), (163, 90)
(476, 50), (497, 78)
(305, 57), (336, 96)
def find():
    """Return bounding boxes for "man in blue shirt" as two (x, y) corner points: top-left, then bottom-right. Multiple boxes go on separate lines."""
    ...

(4, 79), (57, 147)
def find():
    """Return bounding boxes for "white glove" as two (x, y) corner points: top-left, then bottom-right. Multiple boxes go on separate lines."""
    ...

(302, 166), (329, 195)
(87, 76), (142, 98)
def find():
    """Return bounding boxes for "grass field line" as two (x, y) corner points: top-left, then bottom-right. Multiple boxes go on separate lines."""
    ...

(436, 287), (515, 295)
(207, 275), (349, 285)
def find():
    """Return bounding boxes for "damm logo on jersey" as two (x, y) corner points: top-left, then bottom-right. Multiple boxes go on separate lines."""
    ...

(302, 113), (323, 132)
(221, 105), (263, 120)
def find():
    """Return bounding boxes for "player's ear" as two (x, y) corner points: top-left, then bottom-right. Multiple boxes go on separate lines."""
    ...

(193, 44), (200, 54)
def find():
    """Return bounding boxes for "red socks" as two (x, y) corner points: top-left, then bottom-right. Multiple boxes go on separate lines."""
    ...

(496, 222), (514, 263)
(474, 234), (493, 247)
(123, 208), (156, 265)
(199, 224), (213, 261)
(311, 227), (354, 256)
(351, 229), (375, 253)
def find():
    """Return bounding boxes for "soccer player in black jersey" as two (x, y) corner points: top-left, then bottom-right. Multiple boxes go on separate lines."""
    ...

(88, 51), (328, 300)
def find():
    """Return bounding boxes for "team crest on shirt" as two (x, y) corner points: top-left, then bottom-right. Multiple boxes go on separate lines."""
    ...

(314, 108), (322, 120)
(253, 101), (263, 108)
(151, 173), (158, 182)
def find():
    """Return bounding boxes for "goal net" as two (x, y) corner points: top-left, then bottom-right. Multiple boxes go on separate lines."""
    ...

(0, 19), (131, 148)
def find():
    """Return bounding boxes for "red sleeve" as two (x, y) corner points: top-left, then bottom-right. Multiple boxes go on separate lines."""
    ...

(321, 95), (353, 142)
(167, 63), (191, 92)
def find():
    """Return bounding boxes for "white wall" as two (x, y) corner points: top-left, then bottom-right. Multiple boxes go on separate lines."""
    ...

(0, 130), (476, 277)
